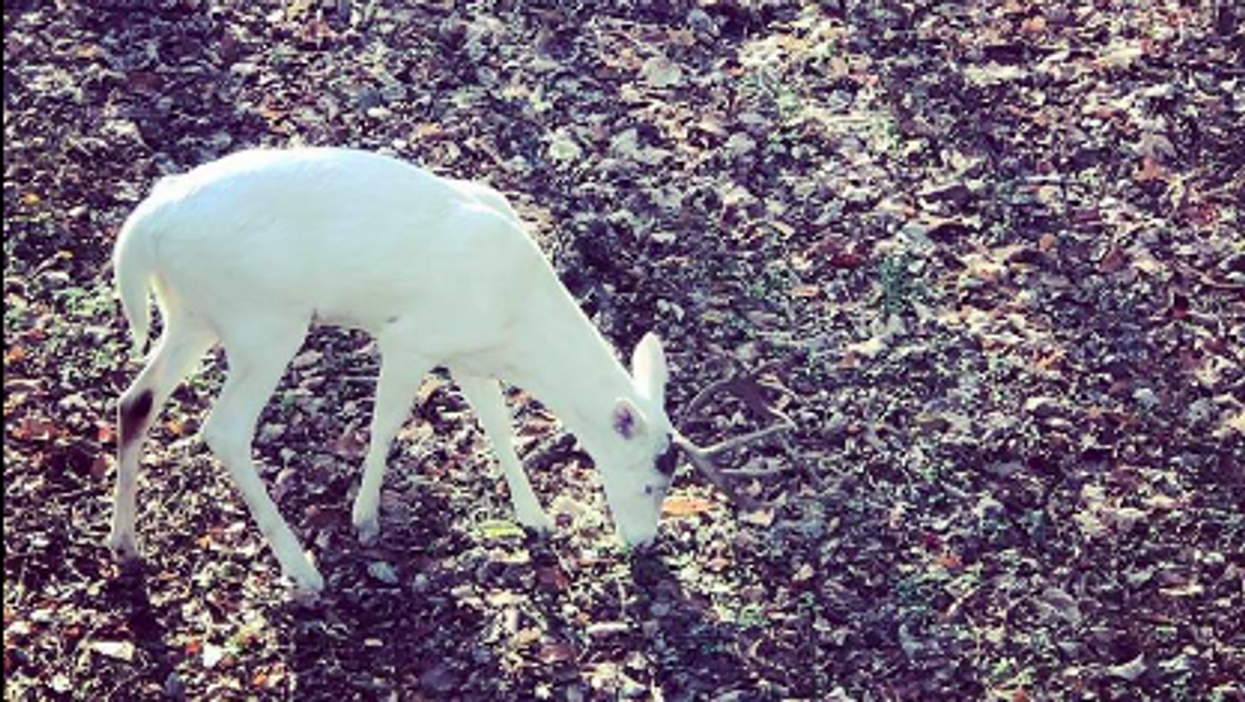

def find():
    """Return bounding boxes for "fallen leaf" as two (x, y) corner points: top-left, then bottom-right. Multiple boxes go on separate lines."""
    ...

(537, 566), (570, 592)
(90, 455), (112, 479)
(91, 640), (135, 661)
(477, 519), (525, 540)
(1135, 156), (1167, 182)
(741, 508), (775, 527)
(537, 641), (577, 664)
(1106, 654), (1146, 681)
(845, 336), (888, 360)
(661, 495), (713, 517)
(547, 131), (583, 163)
(936, 551), (964, 571)
(641, 55), (683, 88)
(1098, 245), (1128, 273)
(13, 416), (57, 442)
(1160, 581), (1204, 598)
(1021, 15), (1047, 34)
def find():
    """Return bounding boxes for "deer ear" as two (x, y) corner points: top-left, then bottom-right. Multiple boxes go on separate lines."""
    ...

(612, 398), (648, 441)
(631, 332), (668, 405)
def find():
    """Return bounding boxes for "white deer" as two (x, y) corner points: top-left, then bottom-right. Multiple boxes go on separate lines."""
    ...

(108, 147), (790, 596)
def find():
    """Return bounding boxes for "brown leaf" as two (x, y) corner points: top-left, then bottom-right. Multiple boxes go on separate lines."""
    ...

(334, 425), (367, 457)
(537, 566), (570, 592)
(1098, 245), (1128, 273)
(4, 346), (27, 364)
(1135, 156), (1167, 182)
(13, 416), (57, 442)
(661, 495), (713, 517)
(537, 640), (577, 664)
(416, 377), (443, 406)
(1021, 15), (1047, 34)
(936, 551), (964, 571)
(91, 455), (112, 480)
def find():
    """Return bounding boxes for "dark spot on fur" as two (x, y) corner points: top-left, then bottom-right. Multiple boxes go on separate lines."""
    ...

(656, 443), (678, 476)
(613, 404), (637, 439)
(120, 389), (154, 447)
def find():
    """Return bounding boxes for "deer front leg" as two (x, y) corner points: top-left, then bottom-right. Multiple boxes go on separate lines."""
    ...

(204, 322), (324, 597)
(352, 352), (433, 545)
(453, 372), (552, 533)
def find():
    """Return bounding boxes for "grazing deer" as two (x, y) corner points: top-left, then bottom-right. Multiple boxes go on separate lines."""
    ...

(108, 147), (792, 596)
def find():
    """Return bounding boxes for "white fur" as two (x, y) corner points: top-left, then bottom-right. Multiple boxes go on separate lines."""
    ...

(109, 147), (675, 595)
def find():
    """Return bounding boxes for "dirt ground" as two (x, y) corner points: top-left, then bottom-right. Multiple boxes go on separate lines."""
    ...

(4, 0), (1243, 700)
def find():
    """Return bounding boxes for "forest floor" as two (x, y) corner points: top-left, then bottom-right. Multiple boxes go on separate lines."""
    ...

(4, 0), (1243, 700)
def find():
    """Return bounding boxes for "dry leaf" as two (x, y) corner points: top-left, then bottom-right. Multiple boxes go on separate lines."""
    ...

(1106, 654), (1146, 681)
(1135, 156), (1167, 182)
(537, 640), (576, 663)
(1098, 245), (1128, 273)
(90, 641), (135, 661)
(641, 55), (683, 88)
(662, 495), (714, 517)
(1021, 15), (1047, 34)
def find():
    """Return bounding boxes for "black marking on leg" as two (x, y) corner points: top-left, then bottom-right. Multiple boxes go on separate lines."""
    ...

(120, 389), (154, 447)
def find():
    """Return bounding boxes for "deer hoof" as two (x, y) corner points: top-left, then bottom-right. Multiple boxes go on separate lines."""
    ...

(516, 509), (553, 535)
(107, 531), (141, 565)
(354, 517), (381, 546)
(288, 567), (326, 605)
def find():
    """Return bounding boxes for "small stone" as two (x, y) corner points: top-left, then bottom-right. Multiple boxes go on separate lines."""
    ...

(642, 55), (683, 88)
(410, 573), (431, 593)
(1133, 387), (1159, 408)
(368, 561), (400, 585)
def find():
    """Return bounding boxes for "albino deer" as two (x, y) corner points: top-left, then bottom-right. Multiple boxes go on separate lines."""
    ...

(109, 147), (791, 597)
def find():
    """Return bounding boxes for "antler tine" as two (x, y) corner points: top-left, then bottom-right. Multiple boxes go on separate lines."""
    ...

(679, 362), (794, 425)
(674, 365), (797, 510)
(697, 405), (796, 459)
(671, 432), (762, 511)
(679, 376), (736, 425)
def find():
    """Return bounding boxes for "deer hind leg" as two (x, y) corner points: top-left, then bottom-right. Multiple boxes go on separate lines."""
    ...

(109, 320), (216, 563)
(351, 338), (433, 545)
(201, 317), (324, 595)
(452, 371), (552, 533)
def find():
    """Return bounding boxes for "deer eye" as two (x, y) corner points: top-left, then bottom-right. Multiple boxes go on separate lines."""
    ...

(656, 444), (678, 476)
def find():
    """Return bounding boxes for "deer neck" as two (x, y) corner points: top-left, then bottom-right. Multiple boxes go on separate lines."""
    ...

(504, 285), (636, 459)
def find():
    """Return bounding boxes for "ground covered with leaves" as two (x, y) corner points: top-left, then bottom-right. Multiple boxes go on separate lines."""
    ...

(5, 0), (1243, 699)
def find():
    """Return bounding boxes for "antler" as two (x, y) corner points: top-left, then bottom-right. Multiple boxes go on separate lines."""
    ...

(672, 366), (796, 510)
